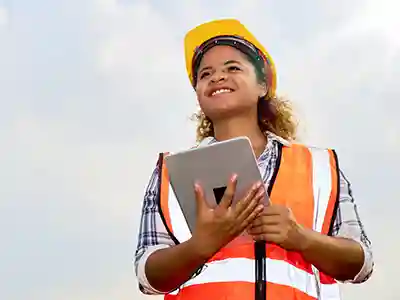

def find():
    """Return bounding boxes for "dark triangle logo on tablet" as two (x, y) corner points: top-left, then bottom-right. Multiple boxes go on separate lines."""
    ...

(213, 186), (227, 205)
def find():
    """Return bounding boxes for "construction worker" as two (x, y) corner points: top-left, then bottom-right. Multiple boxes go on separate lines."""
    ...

(134, 19), (373, 300)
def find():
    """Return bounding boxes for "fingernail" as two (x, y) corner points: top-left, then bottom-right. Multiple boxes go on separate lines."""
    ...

(254, 181), (262, 190)
(231, 174), (238, 182)
(256, 188), (265, 197)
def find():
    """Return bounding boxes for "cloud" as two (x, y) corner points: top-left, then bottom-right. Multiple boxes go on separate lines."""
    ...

(0, 5), (8, 27)
(0, 0), (398, 299)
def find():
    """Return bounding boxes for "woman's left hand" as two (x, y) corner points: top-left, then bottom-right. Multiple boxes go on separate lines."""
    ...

(248, 204), (308, 251)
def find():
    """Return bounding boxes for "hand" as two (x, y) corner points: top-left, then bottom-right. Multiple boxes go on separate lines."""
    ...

(191, 174), (265, 258)
(248, 204), (307, 251)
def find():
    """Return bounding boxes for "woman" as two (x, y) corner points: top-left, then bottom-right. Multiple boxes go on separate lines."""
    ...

(134, 19), (373, 300)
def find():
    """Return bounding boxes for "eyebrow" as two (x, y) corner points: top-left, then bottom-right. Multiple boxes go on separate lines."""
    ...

(198, 60), (242, 74)
(198, 66), (212, 74)
(224, 60), (242, 65)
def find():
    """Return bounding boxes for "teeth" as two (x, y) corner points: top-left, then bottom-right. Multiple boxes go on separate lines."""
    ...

(212, 89), (232, 96)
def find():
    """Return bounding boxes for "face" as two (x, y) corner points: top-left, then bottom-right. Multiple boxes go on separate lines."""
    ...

(195, 45), (266, 121)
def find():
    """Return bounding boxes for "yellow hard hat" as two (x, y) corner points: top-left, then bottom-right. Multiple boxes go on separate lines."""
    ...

(184, 19), (277, 97)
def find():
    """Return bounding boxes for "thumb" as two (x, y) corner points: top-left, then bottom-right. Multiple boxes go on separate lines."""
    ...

(194, 182), (209, 213)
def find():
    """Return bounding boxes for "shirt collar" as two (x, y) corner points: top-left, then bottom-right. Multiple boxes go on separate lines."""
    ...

(198, 131), (291, 148)
(266, 131), (291, 147)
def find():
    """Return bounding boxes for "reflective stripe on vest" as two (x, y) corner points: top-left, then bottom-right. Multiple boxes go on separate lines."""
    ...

(158, 144), (341, 300)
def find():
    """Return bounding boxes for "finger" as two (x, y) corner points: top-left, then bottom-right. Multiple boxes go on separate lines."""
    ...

(218, 174), (238, 209)
(260, 205), (285, 216)
(252, 232), (281, 242)
(250, 215), (281, 228)
(239, 203), (264, 232)
(235, 181), (263, 213)
(236, 183), (265, 221)
(194, 183), (210, 212)
(248, 224), (281, 235)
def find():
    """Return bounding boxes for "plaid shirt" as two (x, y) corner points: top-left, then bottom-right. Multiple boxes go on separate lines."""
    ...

(134, 133), (373, 294)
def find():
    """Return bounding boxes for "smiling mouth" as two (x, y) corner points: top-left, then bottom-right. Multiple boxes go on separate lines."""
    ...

(211, 88), (234, 97)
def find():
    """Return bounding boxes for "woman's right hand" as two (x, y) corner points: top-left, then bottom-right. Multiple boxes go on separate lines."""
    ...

(191, 174), (265, 258)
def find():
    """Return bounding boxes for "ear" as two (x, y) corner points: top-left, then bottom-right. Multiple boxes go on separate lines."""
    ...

(258, 82), (268, 98)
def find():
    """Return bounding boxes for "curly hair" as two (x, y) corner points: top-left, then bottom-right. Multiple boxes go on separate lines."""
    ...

(193, 94), (298, 143)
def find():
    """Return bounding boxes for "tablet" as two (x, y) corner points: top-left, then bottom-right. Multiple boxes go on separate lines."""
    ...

(164, 136), (266, 233)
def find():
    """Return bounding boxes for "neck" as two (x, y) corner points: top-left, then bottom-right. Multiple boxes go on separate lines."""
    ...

(213, 116), (267, 157)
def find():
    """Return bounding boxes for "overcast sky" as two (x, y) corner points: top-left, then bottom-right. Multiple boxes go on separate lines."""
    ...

(1, 0), (399, 299)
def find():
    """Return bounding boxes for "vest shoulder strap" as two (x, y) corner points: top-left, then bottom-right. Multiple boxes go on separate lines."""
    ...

(277, 144), (339, 234)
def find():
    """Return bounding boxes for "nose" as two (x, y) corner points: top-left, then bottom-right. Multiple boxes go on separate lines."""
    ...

(210, 71), (227, 84)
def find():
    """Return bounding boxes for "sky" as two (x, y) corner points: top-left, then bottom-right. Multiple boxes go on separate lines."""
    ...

(0, 0), (399, 299)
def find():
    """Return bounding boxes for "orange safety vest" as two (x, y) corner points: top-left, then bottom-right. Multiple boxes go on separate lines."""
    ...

(157, 143), (341, 300)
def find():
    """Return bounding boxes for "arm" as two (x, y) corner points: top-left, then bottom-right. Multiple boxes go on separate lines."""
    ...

(299, 170), (373, 282)
(134, 165), (176, 294)
(146, 176), (265, 293)
(134, 164), (215, 294)
(299, 230), (365, 281)
(145, 238), (213, 293)
(136, 168), (265, 294)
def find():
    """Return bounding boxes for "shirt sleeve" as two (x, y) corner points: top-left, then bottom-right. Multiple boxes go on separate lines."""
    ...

(330, 169), (374, 283)
(134, 161), (176, 295)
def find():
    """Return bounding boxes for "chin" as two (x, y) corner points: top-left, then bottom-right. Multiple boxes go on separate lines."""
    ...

(203, 106), (243, 121)
(200, 95), (253, 120)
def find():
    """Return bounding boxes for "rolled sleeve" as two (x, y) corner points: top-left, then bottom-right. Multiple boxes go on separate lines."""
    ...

(348, 242), (373, 283)
(134, 161), (176, 294)
(330, 169), (374, 283)
(135, 245), (172, 295)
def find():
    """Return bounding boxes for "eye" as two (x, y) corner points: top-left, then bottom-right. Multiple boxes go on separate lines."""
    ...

(228, 65), (241, 72)
(199, 71), (210, 79)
